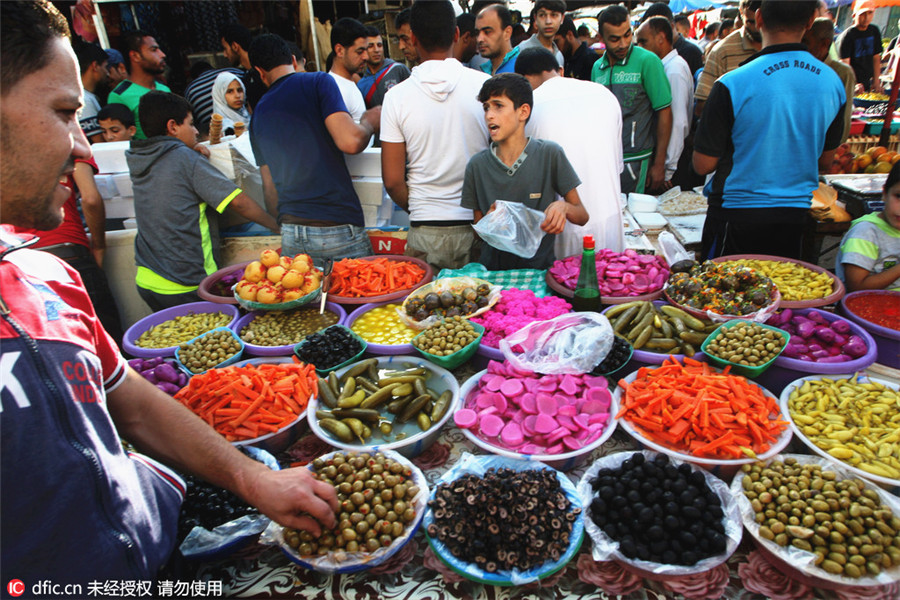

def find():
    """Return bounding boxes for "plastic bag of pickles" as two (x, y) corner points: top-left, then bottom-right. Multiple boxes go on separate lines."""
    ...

(398, 277), (502, 331)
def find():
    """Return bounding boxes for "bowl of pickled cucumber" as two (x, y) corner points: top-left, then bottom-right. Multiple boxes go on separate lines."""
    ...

(346, 301), (418, 356)
(233, 303), (348, 357)
(308, 356), (461, 458)
(124, 302), (240, 359)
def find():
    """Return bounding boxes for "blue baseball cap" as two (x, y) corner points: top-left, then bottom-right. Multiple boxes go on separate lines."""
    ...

(105, 48), (124, 67)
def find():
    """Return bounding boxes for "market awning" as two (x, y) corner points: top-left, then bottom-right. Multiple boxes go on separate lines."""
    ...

(667, 0), (731, 14)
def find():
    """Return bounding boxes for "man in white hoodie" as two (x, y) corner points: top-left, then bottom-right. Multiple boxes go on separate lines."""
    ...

(381, 0), (490, 270)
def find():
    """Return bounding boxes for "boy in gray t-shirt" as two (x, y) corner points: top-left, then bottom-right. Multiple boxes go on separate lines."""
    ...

(461, 73), (588, 270)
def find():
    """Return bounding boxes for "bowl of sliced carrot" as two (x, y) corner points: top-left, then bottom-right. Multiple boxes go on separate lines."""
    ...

(174, 358), (317, 453)
(327, 255), (433, 305)
(613, 357), (792, 478)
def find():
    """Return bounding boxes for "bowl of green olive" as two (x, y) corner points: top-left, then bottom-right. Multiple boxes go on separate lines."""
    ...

(412, 317), (484, 370)
(233, 303), (347, 357)
(700, 320), (789, 378)
(174, 327), (245, 376)
(276, 449), (429, 573)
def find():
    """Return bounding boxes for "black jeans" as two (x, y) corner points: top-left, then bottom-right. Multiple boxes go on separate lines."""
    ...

(137, 287), (202, 313)
(700, 207), (809, 261)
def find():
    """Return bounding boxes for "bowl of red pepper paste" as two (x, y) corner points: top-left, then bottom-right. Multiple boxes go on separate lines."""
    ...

(839, 290), (900, 369)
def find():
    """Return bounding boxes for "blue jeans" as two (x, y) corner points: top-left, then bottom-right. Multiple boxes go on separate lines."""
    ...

(281, 224), (372, 268)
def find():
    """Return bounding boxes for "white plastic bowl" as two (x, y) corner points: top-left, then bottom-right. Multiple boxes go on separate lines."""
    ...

(307, 355), (459, 458)
(779, 374), (900, 492)
(457, 369), (618, 471)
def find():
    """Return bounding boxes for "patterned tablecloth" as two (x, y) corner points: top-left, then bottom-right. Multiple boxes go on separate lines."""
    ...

(181, 421), (899, 600)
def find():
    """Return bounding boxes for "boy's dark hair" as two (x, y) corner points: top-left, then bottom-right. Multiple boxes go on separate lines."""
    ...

(98, 102), (135, 128)
(0, 0), (70, 95)
(885, 161), (900, 193)
(558, 15), (577, 37)
(480, 4), (513, 31)
(759, 0), (817, 31)
(641, 2), (674, 23)
(674, 15), (690, 27)
(721, 18), (735, 30)
(73, 42), (108, 75)
(221, 23), (252, 50)
(331, 17), (368, 52)
(644, 16), (673, 45)
(597, 5), (629, 30)
(534, 1), (567, 14)
(121, 30), (152, 73)
(364, 25), (380, 38)
(139, 91), (191, 138)
(577, 24), (591, 37)
(411, 0), (457, 52)
(286, 42), (304, 64)
(477, 72), (533, 115)
(249, 33), (292, 72)
(189, 60), (213, 80)
(704, 22), (720, 36)
(739, 0), (763, 13)
(395, 8), (412, 30)
(457, 12), (477, 36)
(515, 47), (560, 76)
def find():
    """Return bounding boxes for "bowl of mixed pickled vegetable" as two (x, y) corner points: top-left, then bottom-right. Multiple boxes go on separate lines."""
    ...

(664, 261), (780, 320)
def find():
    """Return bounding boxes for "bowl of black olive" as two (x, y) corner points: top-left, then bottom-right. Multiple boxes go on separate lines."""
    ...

(294, 325), (368, 375)
(590, 335), (633, 379)
(400, 277), (499, 328)
(577, 450), (742, 577)
(177, 446), (278, 561)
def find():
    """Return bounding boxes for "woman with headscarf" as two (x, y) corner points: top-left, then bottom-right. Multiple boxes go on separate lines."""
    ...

(211, 71), (251, 135)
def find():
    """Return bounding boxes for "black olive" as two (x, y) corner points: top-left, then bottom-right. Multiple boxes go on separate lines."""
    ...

(664, 515), (680, 530)
(682, 551), (699, 565)
(638, 507), (654, 524)
(424, 293), (440, 310)
(662, 550), (677, 564)
(591, 497), (607, 515)
(646, 525), (664, 541)
(599, 485), (614, 499)
(620, 538), (636, 557)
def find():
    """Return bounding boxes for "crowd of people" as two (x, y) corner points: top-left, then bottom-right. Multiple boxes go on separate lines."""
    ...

(1, 0), (899, 591)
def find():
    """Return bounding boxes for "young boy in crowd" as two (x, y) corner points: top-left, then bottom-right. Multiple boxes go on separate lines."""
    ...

(98, 103), (137, 142)
(837, 160), (900, 291)
(127, 91), (279, 311)
(462, 73), (588, 270)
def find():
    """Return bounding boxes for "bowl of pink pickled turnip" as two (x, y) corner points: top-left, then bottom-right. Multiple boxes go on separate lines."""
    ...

(546, 250), (669, 305)
(455, 360), (618, 471)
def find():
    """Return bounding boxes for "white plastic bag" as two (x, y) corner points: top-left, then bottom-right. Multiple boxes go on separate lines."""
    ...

(657, 231), (693, 265)
(472, 200), (546, 258)
(500, 312), (614, 374)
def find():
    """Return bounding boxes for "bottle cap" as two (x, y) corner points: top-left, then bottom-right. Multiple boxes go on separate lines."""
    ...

(583, 235), (595, 250)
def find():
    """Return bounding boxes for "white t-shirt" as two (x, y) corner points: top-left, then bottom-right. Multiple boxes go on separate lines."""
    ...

(525, 76), (625, 257)
(381, 58), (490, 221)
(328, 72), (366, 121)
(662, 50), (694, 180)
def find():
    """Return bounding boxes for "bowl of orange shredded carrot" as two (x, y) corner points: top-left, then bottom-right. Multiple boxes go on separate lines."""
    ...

(174, 357), (317, 453)
(613, 357), (792, 477)
(327, 255), (433, 304)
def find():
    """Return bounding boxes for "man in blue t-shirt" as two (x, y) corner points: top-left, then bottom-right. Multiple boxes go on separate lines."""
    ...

(248, 34), (381, 266)
(693, 0), (845, 261)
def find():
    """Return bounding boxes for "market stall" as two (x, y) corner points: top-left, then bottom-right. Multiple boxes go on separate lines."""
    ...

(119, 239), (900, 598)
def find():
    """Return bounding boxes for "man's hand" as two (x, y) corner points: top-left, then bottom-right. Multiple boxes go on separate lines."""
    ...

(648, 161), (666, 191)
(244, 467), (339, 537)
(194, 143), (211, 158)
(542, 200), (569, 234)
(361, 106), (382, 133)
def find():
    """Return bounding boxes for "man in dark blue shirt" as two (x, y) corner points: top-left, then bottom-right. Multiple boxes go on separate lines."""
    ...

(249, 34), (380, 265)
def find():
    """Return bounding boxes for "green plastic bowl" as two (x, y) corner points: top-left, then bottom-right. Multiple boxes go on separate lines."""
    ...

(412, 321), (484, 370)
(174, 326), (245, 376)
(293, 325), (368, 376)
(700, 320), (790, 378)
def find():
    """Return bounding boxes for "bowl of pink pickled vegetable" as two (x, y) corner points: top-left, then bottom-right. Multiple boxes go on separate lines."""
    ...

(546, 250), (670, 305)
(455, 360), (618, 471)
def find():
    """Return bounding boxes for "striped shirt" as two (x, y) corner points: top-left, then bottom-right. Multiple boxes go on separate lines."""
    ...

(695, 28), (759, 102)
(184, 67), (244, 132)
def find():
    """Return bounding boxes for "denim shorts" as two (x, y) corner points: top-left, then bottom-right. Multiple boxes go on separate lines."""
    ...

(281, 223), (372, 267)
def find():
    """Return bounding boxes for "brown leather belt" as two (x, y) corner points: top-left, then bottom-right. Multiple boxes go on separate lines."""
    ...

(280, 216), (343, 227)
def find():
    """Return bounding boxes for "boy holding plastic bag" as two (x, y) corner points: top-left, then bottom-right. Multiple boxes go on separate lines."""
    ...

(462, 73), (588, 270)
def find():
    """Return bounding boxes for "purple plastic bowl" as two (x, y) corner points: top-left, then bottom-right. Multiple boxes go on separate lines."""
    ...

(123, 302), (240, 359)
(753, 308), (878, 396)
(839, 290), (900, 370)
(345, 301), (416, 356)
(231, 303), (348, 357)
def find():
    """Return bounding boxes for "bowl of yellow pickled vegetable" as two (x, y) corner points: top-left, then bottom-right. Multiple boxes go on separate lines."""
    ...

(712, 255), (844, 309)
(346, 301), (418, 355)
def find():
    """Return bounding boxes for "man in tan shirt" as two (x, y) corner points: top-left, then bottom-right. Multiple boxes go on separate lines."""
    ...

(694, 0), (762, 117)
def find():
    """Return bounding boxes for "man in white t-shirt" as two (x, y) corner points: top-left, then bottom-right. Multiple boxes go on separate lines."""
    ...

(516, 47), (625, 257)
(636, 17), (692, 187)
(381, 0), (490, 270)
(328, 18), (368, 121)
(73, 42), (109, 143)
